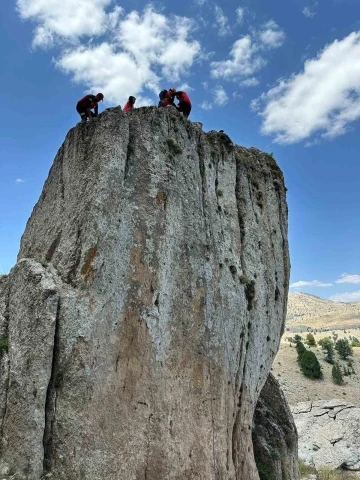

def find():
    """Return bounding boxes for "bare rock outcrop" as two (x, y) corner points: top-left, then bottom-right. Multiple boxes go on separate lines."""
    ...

(253, 373), (300, 480)
(292, 399), (360, 472)
(0, 106), (293, 479)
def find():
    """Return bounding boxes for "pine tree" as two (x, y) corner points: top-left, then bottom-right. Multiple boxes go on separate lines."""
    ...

(335, 338), (353, 360)
(332, 363), (344, 385)
(300, 350), (322, 379)
(318, 337), (335, 364)
(306, 333), (316, 347)
(296, 341), (306, 362)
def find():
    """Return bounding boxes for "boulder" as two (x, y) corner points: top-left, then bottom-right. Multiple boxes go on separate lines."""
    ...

(292, 399), (360, 472)
(0, 107), (293, 479)
(253, 373), (300, 480)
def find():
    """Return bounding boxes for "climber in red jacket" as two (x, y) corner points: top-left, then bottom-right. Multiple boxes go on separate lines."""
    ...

(124, 96), (136, 112)
(158, 88), (175, 107)
(174, 91), (192, 118)
(76, 93), (104, 122)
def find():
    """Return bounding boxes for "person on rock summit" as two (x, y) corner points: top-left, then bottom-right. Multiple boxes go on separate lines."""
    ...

(76, 92), (104, 122)
(123, 96), (136, 111)
(158, 88), (176, 107)
(174, 90), (192, 118)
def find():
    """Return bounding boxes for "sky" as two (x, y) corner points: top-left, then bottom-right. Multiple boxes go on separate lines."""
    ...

(1, 0), (360, 302)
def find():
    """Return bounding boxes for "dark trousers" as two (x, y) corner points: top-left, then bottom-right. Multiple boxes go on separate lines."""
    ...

(177, 101), (191, 118)
(76, 105), (96, 121)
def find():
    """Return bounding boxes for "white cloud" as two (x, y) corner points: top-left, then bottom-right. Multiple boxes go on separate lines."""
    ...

(210, 21), (285, 80)
(15, 178), (25, 183)
(213, 85), (228, 106)
(290, 280), (333, 288)
(199, 101), (213, 110)
(16, 0), (115, 47)
(194, 0), (206, 5)
(214, 5), (231, 37)
(55, 8), (200, 105)
(176, 83), (194, 92)
(303, 6), (317, 18)
(202, 81), (209, 90)
(236, 7), (245, 24)
(239, 77), (259, 87)
(253, 31), (360, 144)
(330, 291), (360, 302)
(258, 20), (286, 48)
(335, 273), (360, 284)
(211, 36), (265, 79)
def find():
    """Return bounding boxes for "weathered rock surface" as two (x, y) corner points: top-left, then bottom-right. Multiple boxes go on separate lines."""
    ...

(0, 106), (293, 479)
(292, 399), (360, 472)
(253, 373), (300, 480)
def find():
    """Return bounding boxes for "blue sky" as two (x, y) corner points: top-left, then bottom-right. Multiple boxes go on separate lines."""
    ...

(1, 0), (360, 302)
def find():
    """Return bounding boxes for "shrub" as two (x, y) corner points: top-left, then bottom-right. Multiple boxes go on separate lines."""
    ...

(216, 189), (224, 197)
(306, 333), (317, 347)
(335, 338), (353, 360)
(351, 337), (360, 347)
(300, 350), (322, 379)
(332, 363), (344, 385)
(166, 138), (182, 155)
(0, 337), (8, 352)
(294, 334), (302, 343)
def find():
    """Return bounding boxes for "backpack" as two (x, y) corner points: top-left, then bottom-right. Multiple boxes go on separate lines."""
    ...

(159, 89), (168, 101)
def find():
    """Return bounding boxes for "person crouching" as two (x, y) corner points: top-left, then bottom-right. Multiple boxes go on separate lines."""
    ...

(174, 91), (192, 118)
(76, 92), (104, 122)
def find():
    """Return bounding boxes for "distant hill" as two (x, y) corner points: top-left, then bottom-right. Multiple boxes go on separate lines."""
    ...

(286, 292), (360, 331)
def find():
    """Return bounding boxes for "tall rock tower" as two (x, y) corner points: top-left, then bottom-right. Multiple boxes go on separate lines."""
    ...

(0, 107), (298, 479)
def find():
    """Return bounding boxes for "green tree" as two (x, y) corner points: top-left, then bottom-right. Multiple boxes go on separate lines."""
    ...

(300, 350), (322, 379)
(335, 338), (353, 360)
(332, 363), (344, 385)
(296, 341), (307, 362)
(318, 337), (335, 364)
(294, 334), (302, 343)
(306, 333), (316, 347)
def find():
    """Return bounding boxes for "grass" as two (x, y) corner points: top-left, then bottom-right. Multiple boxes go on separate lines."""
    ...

(166, 138), (182, 155)
(317, 467), (357, 479)
(299, 459), (317, 476)
(216, 189), (224, 197)
(298, 460), (356, 479)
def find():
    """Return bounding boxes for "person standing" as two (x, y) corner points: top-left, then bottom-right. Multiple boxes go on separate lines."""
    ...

(124, 96), (136, 111)
(76, 92), (104, 122)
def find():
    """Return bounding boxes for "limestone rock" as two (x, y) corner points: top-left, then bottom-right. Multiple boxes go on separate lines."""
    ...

(1, 107), (292, 479)
(0, 259), (59, 478)
(292, 399), (360, 471)
(253, 373), (300, 480)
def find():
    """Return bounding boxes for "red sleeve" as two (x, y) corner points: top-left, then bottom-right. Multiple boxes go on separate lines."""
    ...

(124, 101), (131, 111)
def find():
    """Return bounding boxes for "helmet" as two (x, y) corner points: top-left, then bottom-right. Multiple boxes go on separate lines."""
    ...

(129, 96), (136, 103)
(96, 92), (104, 101)
(169, 88), (176, 94)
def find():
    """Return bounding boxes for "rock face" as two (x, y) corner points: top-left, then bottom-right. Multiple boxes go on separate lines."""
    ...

(253, 373), (300, 480)
(0, 106), (293, 479)
(292, 399), (360, 472)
